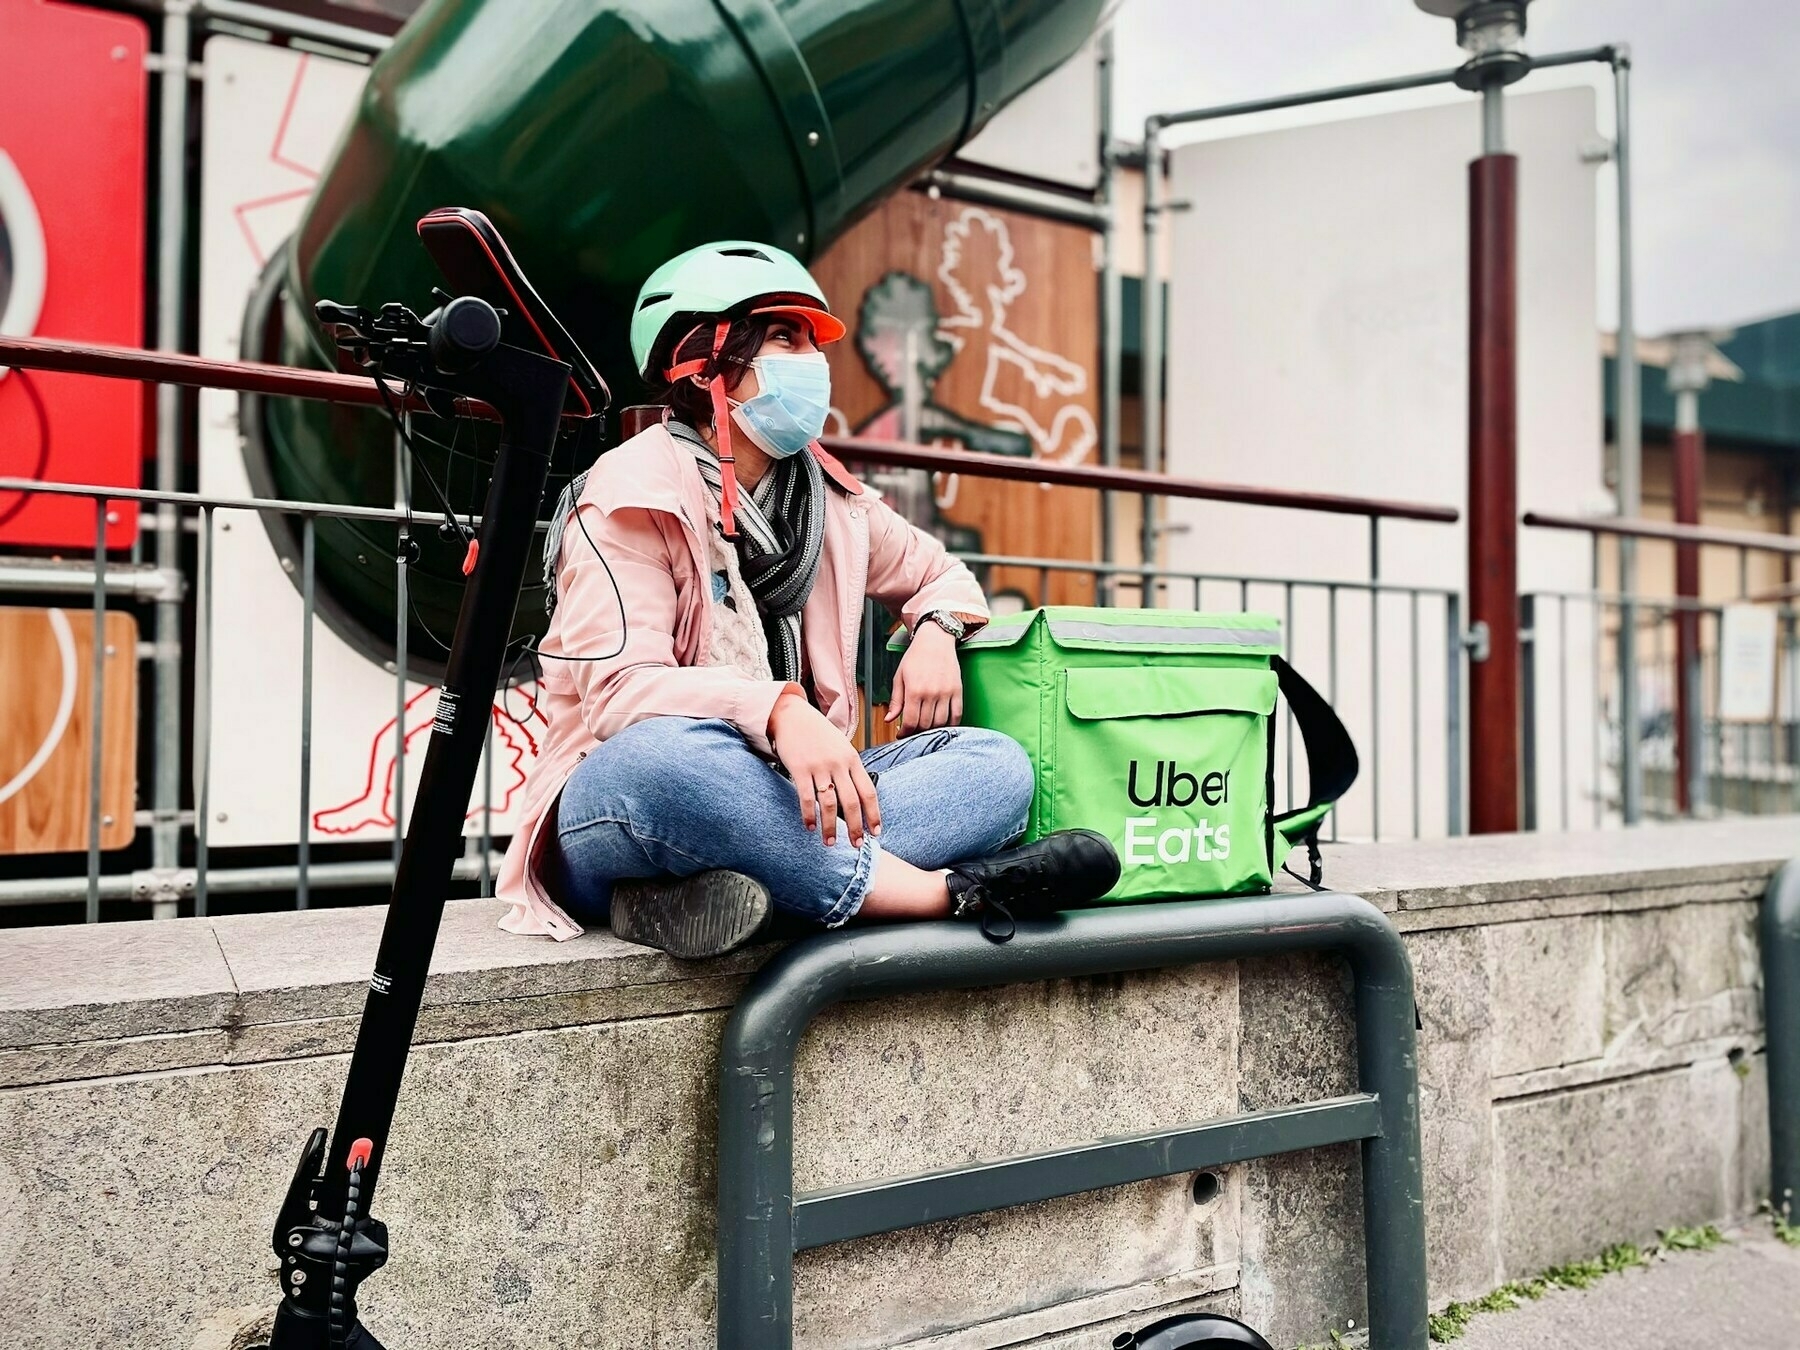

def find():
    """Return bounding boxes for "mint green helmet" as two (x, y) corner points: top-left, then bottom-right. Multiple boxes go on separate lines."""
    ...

(629, 240), (846, 381)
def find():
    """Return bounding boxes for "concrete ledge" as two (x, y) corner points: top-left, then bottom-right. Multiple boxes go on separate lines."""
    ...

(1, 816), (1793, 1348)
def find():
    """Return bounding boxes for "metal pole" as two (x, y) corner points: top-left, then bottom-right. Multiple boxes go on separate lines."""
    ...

(1140, 118), (1163, 573)
(196, 0), (392, 54)
(1371, 518), (1381, 841)
(1153, 65), (1463, 130)
(1613, 50), (1643, 824)
(1142, 47), (1613, 136)
(1098, 26), (1120, 584)
(917, 169), (1107, 230)
(1672, 393), (1704, 815)
(194, 507), (213, 916)
(298, 518), (315, 909)
(1447, 591), (1464, 835)
(1520, 592), (1537, 829)
(1467, 143), (1520, 833)
(1667, 330), (1714, 817)
(151, 1), (193, 920)
(88, 500), (109, 924)
(1763, 859), (1800, 1226)
(1482, 84), (1505, 154)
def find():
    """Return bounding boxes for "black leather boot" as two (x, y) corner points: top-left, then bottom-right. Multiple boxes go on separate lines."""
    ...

(946, 829), (1121, 942)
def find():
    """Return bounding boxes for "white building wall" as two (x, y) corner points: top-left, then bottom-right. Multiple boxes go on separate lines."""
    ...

(1162, 88), (1607, 838)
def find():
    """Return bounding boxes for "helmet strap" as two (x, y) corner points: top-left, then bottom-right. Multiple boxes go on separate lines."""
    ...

(665, 320), (740, 537)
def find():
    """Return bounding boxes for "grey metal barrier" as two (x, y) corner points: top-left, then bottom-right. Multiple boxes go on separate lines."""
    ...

(716, 892), (1429, 1350)
(1765, 859), (1800, 1228)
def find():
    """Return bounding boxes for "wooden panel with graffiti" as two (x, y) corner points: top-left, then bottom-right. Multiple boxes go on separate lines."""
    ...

(0, 608), (136, 855)
(812, 193), (1101, 613)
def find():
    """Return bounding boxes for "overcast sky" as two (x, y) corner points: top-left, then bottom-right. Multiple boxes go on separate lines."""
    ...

(1111, 0), (1800, 336)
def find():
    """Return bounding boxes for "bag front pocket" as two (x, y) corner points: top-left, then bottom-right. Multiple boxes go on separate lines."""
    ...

(1050, 665), (1276, 901)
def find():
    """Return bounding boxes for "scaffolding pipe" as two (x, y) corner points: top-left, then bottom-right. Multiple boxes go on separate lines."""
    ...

(198, 0), (392, 52)
(1098, 26), (1121, 576)
(1482, 84), (1505, 154)
(917, 169), (1106, 229)
(0, 561), (178, 600)
(1613, 49), (1642, 824)
(150, 2), (192, 921)
(1140, 117), (1162, 573)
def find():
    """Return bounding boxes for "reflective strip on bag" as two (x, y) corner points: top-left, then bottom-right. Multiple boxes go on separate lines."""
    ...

(1045, 619), (1281, 649)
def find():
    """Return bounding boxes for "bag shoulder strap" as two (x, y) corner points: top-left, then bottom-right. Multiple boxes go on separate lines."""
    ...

(1270, 655), (1359, 885)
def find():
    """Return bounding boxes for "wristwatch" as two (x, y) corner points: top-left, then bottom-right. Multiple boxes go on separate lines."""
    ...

(920, 610), (967, 642)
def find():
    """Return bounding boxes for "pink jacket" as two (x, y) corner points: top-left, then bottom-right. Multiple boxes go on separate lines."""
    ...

(496, 424), (988, 939)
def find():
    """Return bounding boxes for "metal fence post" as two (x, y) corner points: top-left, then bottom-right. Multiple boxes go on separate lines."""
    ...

(1446, 592), (1465, 836)
(1612, 50), (1643, 826)
(151, 1), (194, 920)
(1764, 859), (1800, 1223)
(1520, 592), (1537, 830)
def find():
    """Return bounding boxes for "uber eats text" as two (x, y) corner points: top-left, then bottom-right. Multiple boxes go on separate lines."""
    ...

(1122, 759), (1232, 866)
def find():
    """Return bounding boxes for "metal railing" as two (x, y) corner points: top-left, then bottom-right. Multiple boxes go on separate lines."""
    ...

(1523, 512), (1800, 828)
(0, 334), (1461, 920)
(716, 892), (1429, 1350)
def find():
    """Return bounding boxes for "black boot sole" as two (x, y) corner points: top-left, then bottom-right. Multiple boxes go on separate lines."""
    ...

(609, 870), (773, 960)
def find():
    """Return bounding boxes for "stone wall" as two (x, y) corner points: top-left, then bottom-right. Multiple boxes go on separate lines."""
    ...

(0, 819), (1791, 1349)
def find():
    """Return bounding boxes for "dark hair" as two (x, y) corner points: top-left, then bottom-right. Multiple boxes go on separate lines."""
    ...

(653, 315), (774, 428)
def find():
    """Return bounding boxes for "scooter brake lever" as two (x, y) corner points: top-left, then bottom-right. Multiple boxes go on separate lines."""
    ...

(269, 1126), (329, 1255)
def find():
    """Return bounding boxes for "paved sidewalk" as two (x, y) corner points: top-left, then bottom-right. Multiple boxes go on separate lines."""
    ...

(1449, 1230), (1800, 1350)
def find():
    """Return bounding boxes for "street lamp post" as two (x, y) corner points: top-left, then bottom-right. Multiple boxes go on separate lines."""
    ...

(1665, 330), (1728, 815)
(1417, 0), (1534, 833)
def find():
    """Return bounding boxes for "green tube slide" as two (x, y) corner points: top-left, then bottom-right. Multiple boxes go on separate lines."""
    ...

(242, 0), (1103, 671)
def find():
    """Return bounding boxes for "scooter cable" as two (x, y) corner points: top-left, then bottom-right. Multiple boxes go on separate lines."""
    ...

(328, 1138), (374, 1350)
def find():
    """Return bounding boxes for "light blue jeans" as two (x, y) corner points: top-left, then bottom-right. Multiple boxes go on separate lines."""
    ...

(544, 717), (1035, 927)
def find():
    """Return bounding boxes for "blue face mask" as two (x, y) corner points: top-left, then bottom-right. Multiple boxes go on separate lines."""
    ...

(731, 351), (832, 459)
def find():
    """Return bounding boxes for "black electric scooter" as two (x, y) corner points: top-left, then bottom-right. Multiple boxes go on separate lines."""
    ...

(253, 209), (606, 1350)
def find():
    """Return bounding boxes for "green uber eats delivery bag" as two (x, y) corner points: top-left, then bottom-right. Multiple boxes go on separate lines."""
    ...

(950, 608), (1357, 903)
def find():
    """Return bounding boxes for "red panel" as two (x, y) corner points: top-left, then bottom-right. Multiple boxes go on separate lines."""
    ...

(0, 0), (149, 549)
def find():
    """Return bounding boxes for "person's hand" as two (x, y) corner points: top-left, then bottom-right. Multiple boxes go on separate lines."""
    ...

(769, 692), (881, 848)
(886, 622), (963, 737)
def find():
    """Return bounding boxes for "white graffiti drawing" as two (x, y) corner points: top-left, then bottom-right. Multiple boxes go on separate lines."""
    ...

(936, 206), (1098, 465)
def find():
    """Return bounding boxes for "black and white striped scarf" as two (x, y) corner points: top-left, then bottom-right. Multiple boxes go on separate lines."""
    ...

(541, 424), (826, 681)
(669, 421), (824, 683)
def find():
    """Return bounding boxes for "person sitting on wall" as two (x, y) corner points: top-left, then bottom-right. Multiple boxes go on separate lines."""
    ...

(494, 241), (1118, 957)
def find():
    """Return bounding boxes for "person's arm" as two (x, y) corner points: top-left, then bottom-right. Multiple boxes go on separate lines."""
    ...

(863, 495), (988, 734)
(550, 502), (794, 753)
(862, 493), (988, 634)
